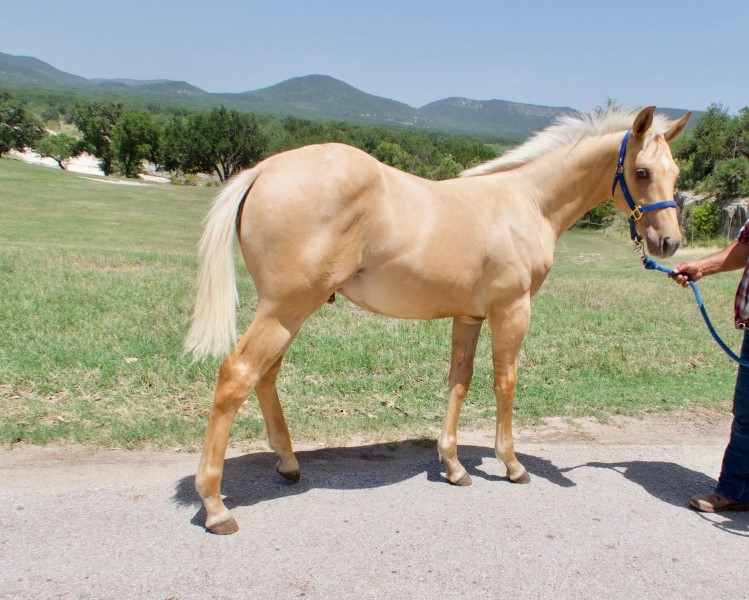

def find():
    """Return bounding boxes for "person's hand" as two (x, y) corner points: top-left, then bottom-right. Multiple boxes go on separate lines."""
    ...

(669, 262), (703, 287)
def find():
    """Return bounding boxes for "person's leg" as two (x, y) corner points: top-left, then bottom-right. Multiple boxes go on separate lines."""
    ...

(691, 330), (749, 512)
(716, 330), (749, 502)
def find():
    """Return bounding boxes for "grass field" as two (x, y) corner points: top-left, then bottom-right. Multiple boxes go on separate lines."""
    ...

(0, 157), (740, 449)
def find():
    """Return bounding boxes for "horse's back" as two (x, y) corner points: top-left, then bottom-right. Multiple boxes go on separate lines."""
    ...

(238, 142), (457, 260)
(242, 143), (382, 226)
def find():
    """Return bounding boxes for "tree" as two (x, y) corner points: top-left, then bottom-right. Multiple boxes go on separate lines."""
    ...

(161, 117), (191, 174)
(34, 133), (85, 170)
(163, 107), (265, 182)
(673, 104), (749, 199)
(706, 157), (749, 200)
(72, 100), (123, 175)
(430, 154), (462, 180)
(593, 97), (623, 118)
(733, 107), (749, 161)
(111, 111), (162, 178)
(372, 141), (414, 171)
(260, 118), (296, 155)
(0, 89), (43, 156)
(675, 104), (732, 183)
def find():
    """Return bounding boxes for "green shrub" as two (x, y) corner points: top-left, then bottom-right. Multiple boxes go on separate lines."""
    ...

(169, 172), (201, 186)
(690, 202), (721, 240)
(578, 199), (617, 229)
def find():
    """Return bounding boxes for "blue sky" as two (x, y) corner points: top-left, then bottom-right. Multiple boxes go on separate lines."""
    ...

(4, 0), (747, 113)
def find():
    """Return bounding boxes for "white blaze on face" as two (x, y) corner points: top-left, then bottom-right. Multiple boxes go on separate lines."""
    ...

(661, 155), (672, 173)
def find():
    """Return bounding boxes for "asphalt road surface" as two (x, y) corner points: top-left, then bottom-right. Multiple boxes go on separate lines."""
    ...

(2, 413), (747, 600)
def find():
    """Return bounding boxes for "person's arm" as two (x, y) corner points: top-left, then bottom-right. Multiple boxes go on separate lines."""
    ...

(669, 241), (749, 287)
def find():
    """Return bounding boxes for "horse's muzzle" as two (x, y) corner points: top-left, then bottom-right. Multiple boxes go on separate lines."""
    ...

(650, 235), (680, 258)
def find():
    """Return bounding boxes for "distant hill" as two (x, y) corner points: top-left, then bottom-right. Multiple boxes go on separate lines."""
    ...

(0, 51), (697, 141)
(219, 75), (419, 126)
(418, 97), (576, 139)
(90, 78), (207, 96)
(0, 52), (88, 87)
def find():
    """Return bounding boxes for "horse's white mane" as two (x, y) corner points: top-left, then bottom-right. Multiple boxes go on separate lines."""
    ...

(460, 108), (673, 178)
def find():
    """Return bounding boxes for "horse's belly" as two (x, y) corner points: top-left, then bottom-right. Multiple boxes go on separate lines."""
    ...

(338, 269), (482, 320)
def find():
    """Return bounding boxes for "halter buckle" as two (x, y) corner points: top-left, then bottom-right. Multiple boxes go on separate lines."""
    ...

(629, 206), (644, 221)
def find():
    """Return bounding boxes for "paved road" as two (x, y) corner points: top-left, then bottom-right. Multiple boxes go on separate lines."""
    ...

(2, 421), (747, 599)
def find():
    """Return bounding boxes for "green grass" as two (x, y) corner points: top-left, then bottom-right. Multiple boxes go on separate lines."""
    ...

(0, 157), (738, 449)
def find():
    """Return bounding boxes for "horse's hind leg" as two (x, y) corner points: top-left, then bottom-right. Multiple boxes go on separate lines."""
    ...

(438, 317), (483, 486)
(195, 305), (306, 534)
(256, 356), (300, 482)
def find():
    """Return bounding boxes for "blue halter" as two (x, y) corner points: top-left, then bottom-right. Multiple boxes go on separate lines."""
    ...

(613, 130), (749, 367)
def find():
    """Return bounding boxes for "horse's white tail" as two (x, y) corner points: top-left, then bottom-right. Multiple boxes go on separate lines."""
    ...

(184, 168), (262, 360)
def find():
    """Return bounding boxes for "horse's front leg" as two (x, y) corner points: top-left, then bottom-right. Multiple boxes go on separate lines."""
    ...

(488, 298), (531, 484)
(438, 317), (483, 486)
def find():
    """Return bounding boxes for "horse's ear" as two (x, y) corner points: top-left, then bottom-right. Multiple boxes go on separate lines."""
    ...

(665, 112), (692, 141)
(632, 106), (656, 139)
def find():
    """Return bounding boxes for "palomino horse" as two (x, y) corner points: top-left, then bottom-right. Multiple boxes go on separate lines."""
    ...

(186, 106), (691, 534)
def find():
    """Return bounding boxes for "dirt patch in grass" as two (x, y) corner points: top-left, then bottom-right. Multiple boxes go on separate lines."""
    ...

(462, 406), (733, 447)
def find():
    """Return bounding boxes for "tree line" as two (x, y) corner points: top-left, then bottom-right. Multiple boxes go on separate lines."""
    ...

(0, 88), (498, 182)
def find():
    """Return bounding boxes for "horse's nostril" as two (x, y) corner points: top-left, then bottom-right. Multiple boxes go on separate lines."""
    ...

(662, 236), (680, 255)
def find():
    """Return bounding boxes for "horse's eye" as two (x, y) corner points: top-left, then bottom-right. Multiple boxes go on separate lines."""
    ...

(636, 168), (649, 179)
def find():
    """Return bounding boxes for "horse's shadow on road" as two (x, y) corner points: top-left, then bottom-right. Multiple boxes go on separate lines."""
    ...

(173, 440), (575, 528)
(175, 444), (749, 535)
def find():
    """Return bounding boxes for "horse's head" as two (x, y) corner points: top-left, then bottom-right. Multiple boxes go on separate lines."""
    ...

(612, 106), (691, 258)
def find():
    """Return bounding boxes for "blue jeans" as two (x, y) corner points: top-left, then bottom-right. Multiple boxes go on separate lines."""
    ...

(716, 329), (749, 502)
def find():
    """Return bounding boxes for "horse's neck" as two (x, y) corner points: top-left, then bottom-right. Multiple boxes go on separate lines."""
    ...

(525, 133), (621, 238)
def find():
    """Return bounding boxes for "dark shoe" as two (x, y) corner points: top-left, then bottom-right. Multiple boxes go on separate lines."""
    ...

(689, 492), (749, 513)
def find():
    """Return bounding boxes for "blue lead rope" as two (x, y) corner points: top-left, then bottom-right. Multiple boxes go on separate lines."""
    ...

(640, 253), (749, 368)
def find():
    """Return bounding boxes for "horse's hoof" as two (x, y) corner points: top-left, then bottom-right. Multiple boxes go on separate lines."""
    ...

(510, 471), (531, 484)
(451, 472), (472, 487)
(278, 467), (301, 483)
(208, 516), (239, 535)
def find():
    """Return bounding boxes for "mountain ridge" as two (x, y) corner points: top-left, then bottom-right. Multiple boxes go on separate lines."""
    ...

(0, 51), (696, 140)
